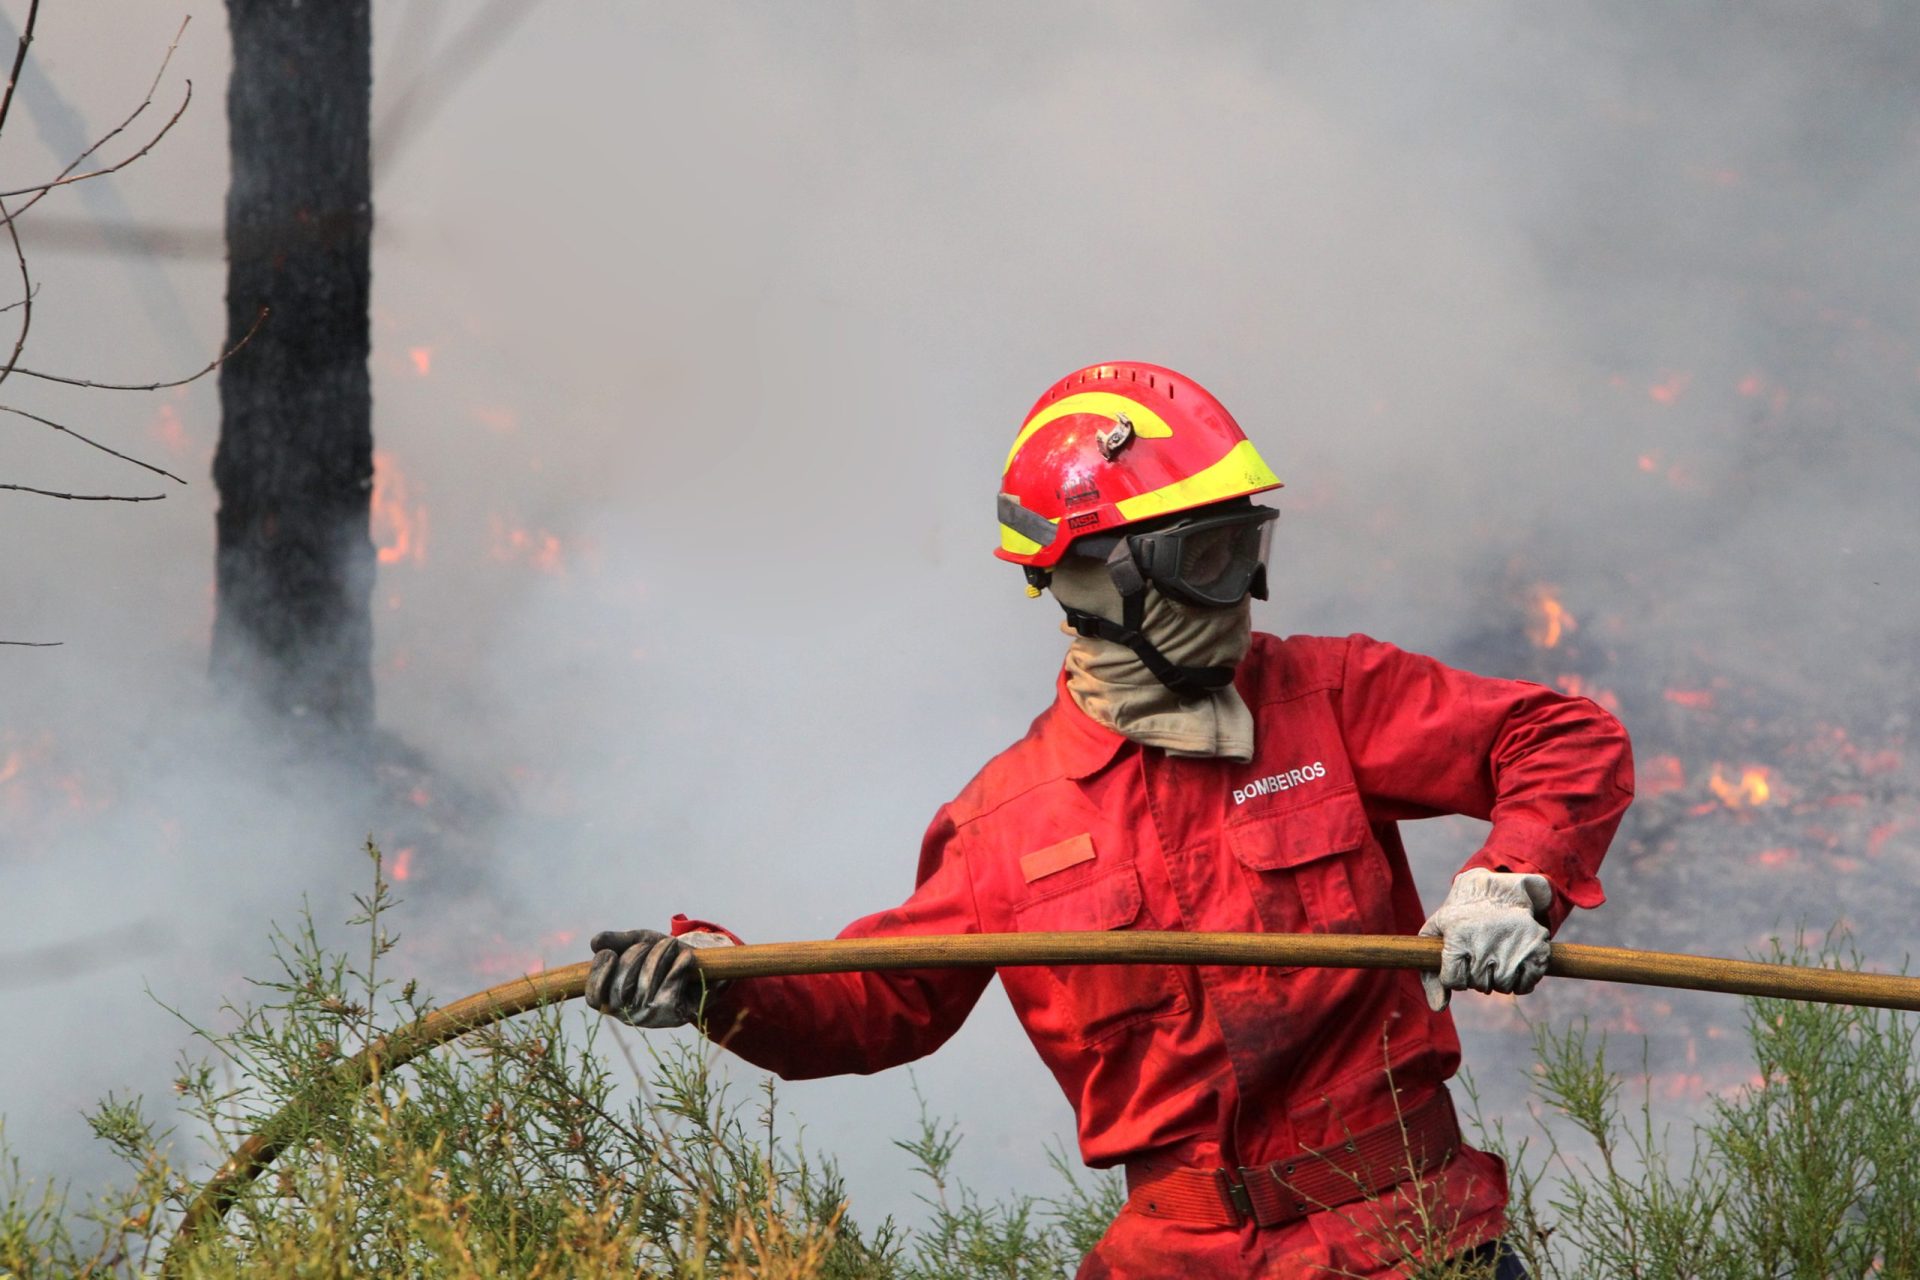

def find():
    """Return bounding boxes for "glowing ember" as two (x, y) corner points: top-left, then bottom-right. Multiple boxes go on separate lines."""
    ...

(148, 403), (188, 455)
(1664, 688), (1714, 710)
(391, 846), (415, 881)
(371, 451), (428, 566)
(1647, 372), (1692, 404)
(489, 516), (567, 575)
(409, 346), (432, 376)
(0, 750), (21, 785)
(1753, 847), (1794, 867)
(1527, 586), (1576, 649)
(1708, 763), (1772, 809)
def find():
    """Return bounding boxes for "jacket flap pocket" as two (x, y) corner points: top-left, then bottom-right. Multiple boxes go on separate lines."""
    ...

(1012, 861), (1143, 933)
(1226, 796), (1367, 872)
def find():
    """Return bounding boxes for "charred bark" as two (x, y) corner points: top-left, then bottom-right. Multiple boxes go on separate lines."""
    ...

(211, 0), (374, 733)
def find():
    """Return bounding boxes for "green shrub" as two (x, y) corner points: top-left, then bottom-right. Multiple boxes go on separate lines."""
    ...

(6, 849), (1914, 1278)
(0, 846), (1120, 1279)
(1487, 933), (1920, 1279)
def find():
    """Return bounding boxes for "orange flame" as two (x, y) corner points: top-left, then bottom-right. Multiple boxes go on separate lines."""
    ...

(0, 750), (22, 785)
(391, 846), (415, 881)
(371, 451), (428, 566)
(408, 346), (432, 376)
(1527, 587), (1576, 649)
(1708, 763), (1772, 809)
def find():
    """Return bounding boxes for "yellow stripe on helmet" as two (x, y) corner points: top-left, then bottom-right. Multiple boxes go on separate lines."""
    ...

(1114, 439), (1282, 521)
(1003, 392), (1174, 472)
(998, 522), (1049, 556)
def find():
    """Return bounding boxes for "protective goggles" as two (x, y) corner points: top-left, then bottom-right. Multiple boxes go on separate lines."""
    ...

(1081, 504), (1278, 608)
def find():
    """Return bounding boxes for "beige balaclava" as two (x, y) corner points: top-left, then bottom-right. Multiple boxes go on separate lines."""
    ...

(1049, 554), (1256, 762)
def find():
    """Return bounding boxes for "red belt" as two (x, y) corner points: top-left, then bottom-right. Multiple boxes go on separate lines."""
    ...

(1124, 1088), (1461, 1229)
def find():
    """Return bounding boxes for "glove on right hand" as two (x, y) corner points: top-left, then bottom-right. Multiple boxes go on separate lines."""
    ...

(585, 928), (732, 1029)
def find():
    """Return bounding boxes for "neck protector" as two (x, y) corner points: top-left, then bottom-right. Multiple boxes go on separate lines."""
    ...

(1049, 556), (1255, 762)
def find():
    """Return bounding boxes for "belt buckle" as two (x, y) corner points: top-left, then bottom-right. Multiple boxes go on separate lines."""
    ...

(1213, 1169), (1254, 1223)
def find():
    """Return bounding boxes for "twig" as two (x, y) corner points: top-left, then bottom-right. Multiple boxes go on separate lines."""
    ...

(5, 306), (267, 390)
(4, 17), (190, 222)
(0, 403), (187, 483)
(0, 638), (60, 646)
(0, 81), (192, 205)
(0, 283), (35, 313)
(1, 482), (164, 501)
(0, 193), (32, 389)
(0, 0), (38, 141)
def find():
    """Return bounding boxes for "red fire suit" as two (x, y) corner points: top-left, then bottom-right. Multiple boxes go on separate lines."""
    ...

(683, 632), (1633, 1277)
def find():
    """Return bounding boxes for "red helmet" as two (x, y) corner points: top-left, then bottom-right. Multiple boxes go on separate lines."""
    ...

(995, 362), (1282, 571)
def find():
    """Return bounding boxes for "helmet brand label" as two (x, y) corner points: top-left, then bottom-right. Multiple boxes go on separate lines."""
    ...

(1232, 761), (1327, 806)
(1067, 511), (1102, 531)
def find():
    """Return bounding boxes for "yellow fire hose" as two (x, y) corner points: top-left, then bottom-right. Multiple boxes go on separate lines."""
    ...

(161, 932), (1920, 1273)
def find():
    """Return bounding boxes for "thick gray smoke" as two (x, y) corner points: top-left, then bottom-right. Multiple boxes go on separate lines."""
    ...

(4, 0), (1918, 1230)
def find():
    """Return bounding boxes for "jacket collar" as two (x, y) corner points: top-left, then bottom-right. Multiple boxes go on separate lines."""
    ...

(1039, 665), (1130, 780)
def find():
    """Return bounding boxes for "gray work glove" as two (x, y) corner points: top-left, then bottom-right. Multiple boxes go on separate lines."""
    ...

(1417, 868), (1554, 1012)
(585, 928), (734, 1028)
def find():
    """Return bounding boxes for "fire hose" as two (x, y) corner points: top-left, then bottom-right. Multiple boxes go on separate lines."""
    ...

(161, 931), (1920, 1274)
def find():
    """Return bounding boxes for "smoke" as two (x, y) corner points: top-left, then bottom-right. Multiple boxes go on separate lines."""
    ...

(4, 0), (1919, 1231)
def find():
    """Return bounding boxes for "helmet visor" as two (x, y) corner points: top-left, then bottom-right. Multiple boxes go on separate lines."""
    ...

(1128, 506), (1277, 607)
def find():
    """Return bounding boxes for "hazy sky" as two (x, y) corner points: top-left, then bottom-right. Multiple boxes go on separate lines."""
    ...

(4, 0), (1918, 1232)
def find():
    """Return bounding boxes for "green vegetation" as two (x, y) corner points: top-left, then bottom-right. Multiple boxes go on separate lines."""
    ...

(1490, 933), (1920, 1280)
(3, 850), (1916, 1277)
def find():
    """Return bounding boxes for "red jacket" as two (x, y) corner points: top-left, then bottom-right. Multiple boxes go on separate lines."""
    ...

(685, 633), (1633, 1274)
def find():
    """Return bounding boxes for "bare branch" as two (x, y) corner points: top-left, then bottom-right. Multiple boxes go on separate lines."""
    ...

(0, 403), (187, 484)
(0, 0), (39, 141)
(0, 195), (32, 390)
(6, 306), (268, 391)
(0, 481), (164, 501)
(0, 80), (193, 205)
(0, 639), (60, 647)
(0, 283), (34, 313)
(4, 18), (190, 220)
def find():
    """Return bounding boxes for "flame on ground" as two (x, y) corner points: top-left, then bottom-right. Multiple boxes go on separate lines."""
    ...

(372, 451), (428, 567)
(1527, 586), (1576, 649)
(1709, 763), (1772, 809)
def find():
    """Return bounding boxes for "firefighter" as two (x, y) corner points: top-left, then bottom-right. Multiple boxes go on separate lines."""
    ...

(588, 361), (1632, 1278)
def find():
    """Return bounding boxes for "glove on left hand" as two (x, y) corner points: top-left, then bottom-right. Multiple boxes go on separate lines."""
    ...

(585, 928), (734, 1029)
(1417, 868), (1553, 1012)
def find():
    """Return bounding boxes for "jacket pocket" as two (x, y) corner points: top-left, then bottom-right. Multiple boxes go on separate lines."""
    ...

(1011, 861), (1188, 1045)
(1225, 791), (1384, 963)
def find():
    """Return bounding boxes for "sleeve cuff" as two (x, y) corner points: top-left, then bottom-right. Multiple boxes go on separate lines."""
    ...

(1461, 826), (1605, 933)
(670, 913), (746, 946)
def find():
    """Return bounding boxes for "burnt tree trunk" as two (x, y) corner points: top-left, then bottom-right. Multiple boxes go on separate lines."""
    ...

(211, 0), (374, 733)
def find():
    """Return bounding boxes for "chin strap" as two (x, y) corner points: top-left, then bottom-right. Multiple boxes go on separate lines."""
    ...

(1058, 604), (1236, 697)
(1051, 540), (1236, 698)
